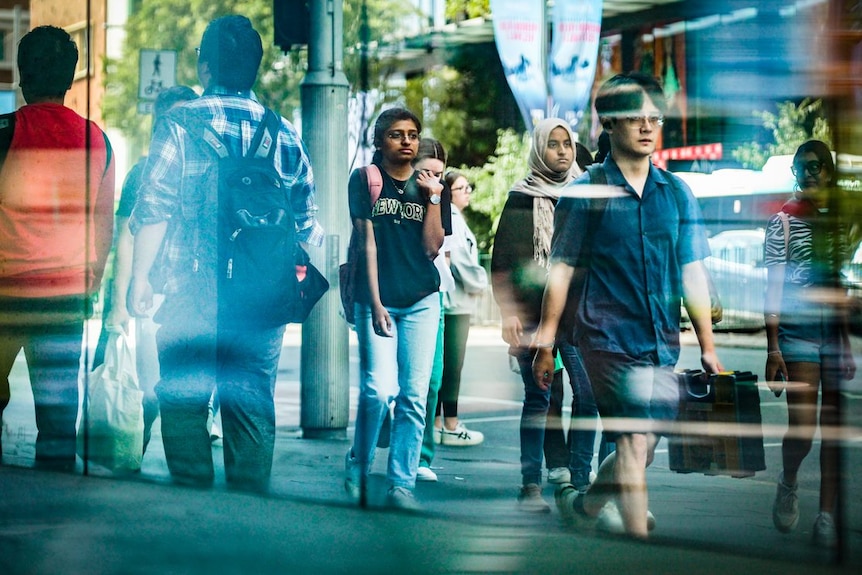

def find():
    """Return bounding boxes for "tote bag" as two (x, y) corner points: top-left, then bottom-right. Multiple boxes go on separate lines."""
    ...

(77, 330), (144, 472)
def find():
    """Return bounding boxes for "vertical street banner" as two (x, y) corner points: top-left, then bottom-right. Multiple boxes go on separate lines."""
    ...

(548, 0), (602, 130)
(490, 0), (548, 130)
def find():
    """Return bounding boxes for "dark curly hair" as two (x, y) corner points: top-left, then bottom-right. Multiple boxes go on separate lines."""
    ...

(18, 26), (78, 101)
(199, 15), (263, 91)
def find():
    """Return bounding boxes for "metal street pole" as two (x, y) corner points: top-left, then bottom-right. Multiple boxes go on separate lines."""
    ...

(300, 0), (350, 439)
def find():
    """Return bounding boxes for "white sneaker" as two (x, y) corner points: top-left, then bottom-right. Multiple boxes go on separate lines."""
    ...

(440, 423), (484, 447)
(548, 467), (571, 484)
(812, 512), (837, 548)
(433, 427), (443, 445)
(387, 486), (423, 512)
(772, 472), (799, 533)
(596, 500), (656, 533)
(416, 466), (438, 482)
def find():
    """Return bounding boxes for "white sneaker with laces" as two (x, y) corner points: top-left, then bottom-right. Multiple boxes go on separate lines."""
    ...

(416, 466), (438, 482)
(772, 472), (799, 533)
(440, 423), (484, 447)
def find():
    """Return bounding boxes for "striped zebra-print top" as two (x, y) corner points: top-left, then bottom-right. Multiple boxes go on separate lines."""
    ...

(764, 209), (848, 288)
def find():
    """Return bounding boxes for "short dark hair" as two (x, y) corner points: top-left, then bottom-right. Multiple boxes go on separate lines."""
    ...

(595, 72), (667, 119)
(372, 107), (422, 150)
(414, 138), (447, 166)
(18, 26), (78, 101)
(153, 86), (198, 122)
(575, 142), (594, 171)
(199, 15), (262, 91)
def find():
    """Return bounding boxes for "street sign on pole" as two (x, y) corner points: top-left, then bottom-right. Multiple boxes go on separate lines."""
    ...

(137, 49), (177, 114)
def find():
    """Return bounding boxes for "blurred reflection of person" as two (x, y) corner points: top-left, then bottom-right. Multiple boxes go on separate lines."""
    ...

(764, 139), (856, 549)
(532, 73), (722, 539)
(490, 118), (581, 513)
(0, 26), (115, 472)
(93, 85), (198, 455)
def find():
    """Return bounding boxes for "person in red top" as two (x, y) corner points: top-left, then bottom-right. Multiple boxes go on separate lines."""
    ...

(0, 26), (115, 471)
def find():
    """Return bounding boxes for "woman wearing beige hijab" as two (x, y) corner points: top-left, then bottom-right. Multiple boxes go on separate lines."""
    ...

(490, 118), (584, 512)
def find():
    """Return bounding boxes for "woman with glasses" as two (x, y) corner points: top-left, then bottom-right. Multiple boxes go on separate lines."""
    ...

(764, 139), (856, 548)
(427, 171), (489, 451)
(343, 109), (450, 511)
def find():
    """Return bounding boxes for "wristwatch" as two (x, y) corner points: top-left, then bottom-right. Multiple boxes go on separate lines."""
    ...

(428, 193), (442, 205)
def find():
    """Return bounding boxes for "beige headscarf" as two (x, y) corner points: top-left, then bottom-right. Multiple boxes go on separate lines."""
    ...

(510, 118), (582, 268)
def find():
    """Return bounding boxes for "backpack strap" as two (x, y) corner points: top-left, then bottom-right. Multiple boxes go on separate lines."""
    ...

(250, 109), (281, 161)
(777, 211), (790, 262)
(364, 163), (383, 205)
(0, 112), (16, 174)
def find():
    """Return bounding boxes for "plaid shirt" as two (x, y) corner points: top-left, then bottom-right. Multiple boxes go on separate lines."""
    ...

(130, 87), (324, 294)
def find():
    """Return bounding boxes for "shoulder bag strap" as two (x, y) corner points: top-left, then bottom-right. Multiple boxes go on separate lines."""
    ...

(0, 112), (16, 175)
(777, 211), (790, 263)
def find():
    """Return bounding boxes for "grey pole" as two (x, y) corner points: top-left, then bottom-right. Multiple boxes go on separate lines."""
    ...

(300, 0), (351, 439)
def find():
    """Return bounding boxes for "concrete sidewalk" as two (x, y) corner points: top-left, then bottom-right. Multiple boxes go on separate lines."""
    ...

(1, 324), (860, 574)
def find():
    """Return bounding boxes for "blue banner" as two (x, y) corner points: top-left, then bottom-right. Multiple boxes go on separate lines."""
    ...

(549, 0), (602, 130)
(490, 0), (548, 130)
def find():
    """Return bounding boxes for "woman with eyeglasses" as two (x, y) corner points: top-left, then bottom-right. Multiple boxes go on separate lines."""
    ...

(426, 171), (489, 452)
(764, 139), (855, 548)
(343, 109), (450, 511)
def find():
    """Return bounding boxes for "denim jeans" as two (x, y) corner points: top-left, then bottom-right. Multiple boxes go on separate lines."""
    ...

(0, 296), (87, 470)
(544, 341), (599, 486)
(352, 292), (440, 489)
(420, 295), (445, 468)
(155, 295), (285, 492)
(514, 346), (552, 486)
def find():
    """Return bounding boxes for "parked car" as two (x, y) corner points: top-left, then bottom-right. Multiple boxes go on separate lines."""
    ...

(693, 229), (862, 333)
(702, 229), (768, 331)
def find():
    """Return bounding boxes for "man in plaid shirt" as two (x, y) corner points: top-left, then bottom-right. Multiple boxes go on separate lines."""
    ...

(129, 15), (323, 492)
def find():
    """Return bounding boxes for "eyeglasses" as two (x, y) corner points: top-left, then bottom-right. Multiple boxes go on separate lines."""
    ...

(791, 160), (823, 176)
(452, 184), (473, 193)
(620, 115), (665, 127)
(386, 131), (420, 142)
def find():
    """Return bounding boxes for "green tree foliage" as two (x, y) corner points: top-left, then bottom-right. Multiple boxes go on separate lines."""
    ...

(454, 128), (530, 251)
(102, 1), (293, 154)
(732, 98), (832, 169)
(102, 0), (411, 154)
(445, 0), (491, 21)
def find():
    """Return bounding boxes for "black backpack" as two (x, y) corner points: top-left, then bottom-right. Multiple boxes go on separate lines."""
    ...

(171, 108), (301, 328)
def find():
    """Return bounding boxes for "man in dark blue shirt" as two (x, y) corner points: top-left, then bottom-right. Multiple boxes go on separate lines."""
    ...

(532, 73), (723, 538)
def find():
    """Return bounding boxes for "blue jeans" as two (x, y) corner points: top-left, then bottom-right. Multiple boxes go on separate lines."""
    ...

(420, 295), (445, 468)
(0, 296), (87, 470)
(514, 346), (552, 486)
(352, 293), (440, 489)
(544, 342), (599, 486)
(154, 295), (285, 492)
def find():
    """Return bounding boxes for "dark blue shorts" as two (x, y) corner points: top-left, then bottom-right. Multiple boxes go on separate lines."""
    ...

(580, 350), (679, 440)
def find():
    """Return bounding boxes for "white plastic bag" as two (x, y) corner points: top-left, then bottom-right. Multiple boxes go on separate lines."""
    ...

(77, 329), (144, 472)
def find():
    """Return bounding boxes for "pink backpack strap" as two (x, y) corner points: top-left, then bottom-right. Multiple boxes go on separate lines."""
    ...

(364, 164), (383, 205)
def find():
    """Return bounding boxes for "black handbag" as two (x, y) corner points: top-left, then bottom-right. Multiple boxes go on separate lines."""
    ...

(291, 245), (329, 323)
